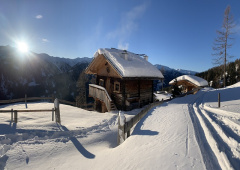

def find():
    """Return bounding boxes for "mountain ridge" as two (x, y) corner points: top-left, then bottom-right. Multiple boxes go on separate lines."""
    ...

(0, 45), (198, 101)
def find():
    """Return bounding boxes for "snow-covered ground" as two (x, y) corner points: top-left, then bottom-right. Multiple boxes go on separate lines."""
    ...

(0, 83), (240, 169)
(154, 91), (172, 101)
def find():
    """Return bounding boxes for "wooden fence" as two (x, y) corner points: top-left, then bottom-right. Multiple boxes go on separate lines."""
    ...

(89, 84), (112, 111)
(0, 98), (61, 124)
(0, 95), (54, 104)
(118, 98), (172, 145)
(0, 94), (94, 110)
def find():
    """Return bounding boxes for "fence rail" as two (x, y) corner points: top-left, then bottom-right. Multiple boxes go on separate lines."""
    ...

(0, 95), (94, 111)
(12, 109), (54, 112)
(124, 99), (172, 136)
(89, 84), (112, 111)
(58, 99), (76, 106)
(0, 99), (61, 124)
(0, 96), (54, 104)
(118, 98), (172, 145)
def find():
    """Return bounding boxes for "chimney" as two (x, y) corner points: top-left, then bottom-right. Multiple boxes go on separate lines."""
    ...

(122, 50), (128, 60)
(124, 53), (128, 60)
(143, 55), (148, 61)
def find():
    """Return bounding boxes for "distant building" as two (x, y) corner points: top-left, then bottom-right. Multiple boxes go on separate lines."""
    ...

(85, 48), (164, 112)
(169, 75), (208, 94)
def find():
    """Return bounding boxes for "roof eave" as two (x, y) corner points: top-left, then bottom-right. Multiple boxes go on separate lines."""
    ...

(122, 77), (164, 80)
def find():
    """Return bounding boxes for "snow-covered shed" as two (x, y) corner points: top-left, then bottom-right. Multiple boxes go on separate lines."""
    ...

(85, 48), (164, 112)
(169, 75), (208, 94)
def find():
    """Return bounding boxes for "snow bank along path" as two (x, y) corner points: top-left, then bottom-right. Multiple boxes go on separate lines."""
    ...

(0, 83), (240, 169)
(189, 86), (240, 170)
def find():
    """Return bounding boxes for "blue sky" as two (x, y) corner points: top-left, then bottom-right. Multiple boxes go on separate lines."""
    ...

(0, 0), (240, 72)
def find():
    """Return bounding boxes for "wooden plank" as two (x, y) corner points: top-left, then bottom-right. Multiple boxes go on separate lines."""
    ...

(25, 94), (27, 109)
(122, 80), (126, 111)
(58, 99), (76, 106)
(27, 97), (52, 101)
(52, 108), (54, 121)
(15, 109), (54, 112)
(0, 97), (53, 104)
(0, 98), (25, 103)
(151, 80), (154, 103)
(14, 110), (17, 123)
(11, 109), (13, 123)
(0, 110), (12, 113)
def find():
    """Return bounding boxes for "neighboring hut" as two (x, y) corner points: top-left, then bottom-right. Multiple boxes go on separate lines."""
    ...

(85, 48), (164, 112)
(169, 75), (208, 94)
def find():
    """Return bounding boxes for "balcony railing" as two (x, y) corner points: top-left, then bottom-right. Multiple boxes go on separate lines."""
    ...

(89, 84), (112, 111)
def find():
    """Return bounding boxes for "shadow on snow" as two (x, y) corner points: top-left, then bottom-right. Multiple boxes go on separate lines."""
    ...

(131, 106), (159, 136)
(61, 125), (95, 159)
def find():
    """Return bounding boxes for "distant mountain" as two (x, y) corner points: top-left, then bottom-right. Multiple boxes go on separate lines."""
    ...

(38, 53), (92, 68)
(0, 45), (199, 101)
(154, 64), (198, 89)
(0, 45), (92, 101)
(155, 64), (197, 75)
(176, 69), (198, 75)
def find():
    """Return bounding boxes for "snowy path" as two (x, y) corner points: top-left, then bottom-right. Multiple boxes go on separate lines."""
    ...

(188, 89), (240, 170)
(75, 96), (206, 170)
(1, 83), (240, 169)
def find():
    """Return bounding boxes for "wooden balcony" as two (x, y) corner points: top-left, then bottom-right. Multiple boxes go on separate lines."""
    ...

(89, 84), (116, 112)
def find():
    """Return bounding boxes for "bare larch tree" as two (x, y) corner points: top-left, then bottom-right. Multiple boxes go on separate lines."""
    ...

(212, 5), (235, 87)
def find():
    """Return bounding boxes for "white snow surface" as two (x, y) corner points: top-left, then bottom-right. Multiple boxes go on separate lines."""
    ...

(1, 83), (240, 169)
(154, 92), (172, 101)
(169, 75), (208, 87)
(95, 48), (164, 78)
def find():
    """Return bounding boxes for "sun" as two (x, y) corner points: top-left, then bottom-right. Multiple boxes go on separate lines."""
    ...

(17, 42), (29, 53)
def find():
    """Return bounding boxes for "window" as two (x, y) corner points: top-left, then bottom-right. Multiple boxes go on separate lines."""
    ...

(114, 81), (120, 92)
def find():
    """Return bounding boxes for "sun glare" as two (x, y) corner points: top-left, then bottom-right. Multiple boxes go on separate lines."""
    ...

(17, 42), (29, 53)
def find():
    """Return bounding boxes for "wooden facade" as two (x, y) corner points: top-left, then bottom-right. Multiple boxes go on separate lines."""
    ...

(86, 48), (163, 112)
(96, 77), (154, 111)
(171, 80), (199, 94)
(169, 75), (209, 95)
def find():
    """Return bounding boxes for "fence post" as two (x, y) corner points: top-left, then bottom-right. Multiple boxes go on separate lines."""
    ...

(14, 110), (18, 123)
(127, 118), (133, 138)
(54, 98), (61, 124)
(52, 108), (54, 121)
(127, 129), (130, 138)
(52, 94), (55, 103)
(117, 111), (126, 146)
(11, 109), (13, 123)
(218, 93), (220, 108)
(25, 94), (28, 109)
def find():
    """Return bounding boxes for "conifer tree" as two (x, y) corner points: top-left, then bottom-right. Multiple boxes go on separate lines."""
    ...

(212, 5), (235, 87)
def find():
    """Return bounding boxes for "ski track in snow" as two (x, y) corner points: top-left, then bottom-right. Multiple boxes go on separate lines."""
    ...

(1, 84), (240, 169)
(188, 89), (240, 170)
(181, 104), (189, 157)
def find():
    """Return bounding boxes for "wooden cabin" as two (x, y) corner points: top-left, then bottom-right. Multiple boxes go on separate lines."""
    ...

(169, 75), (208, 94)
(85, 48), (164, 112)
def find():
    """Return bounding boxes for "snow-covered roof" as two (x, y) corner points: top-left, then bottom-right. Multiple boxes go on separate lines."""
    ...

(169, 75), (208, 87)
(94, 48), (164, 79)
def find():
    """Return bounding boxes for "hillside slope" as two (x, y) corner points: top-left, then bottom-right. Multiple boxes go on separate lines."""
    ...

(0, 45), (92, 101)
(154, 64), (197, 88)
(1, 83), (239, 169)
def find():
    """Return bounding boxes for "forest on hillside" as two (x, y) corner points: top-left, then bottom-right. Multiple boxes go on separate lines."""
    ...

(196, 59), (240, 88)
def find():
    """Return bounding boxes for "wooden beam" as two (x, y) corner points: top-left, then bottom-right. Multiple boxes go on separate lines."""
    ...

(151, 80), (154, 103)
(138, 80), (141, 107)
(122, 80), (126, 110)
(122, 77), (163, 80)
